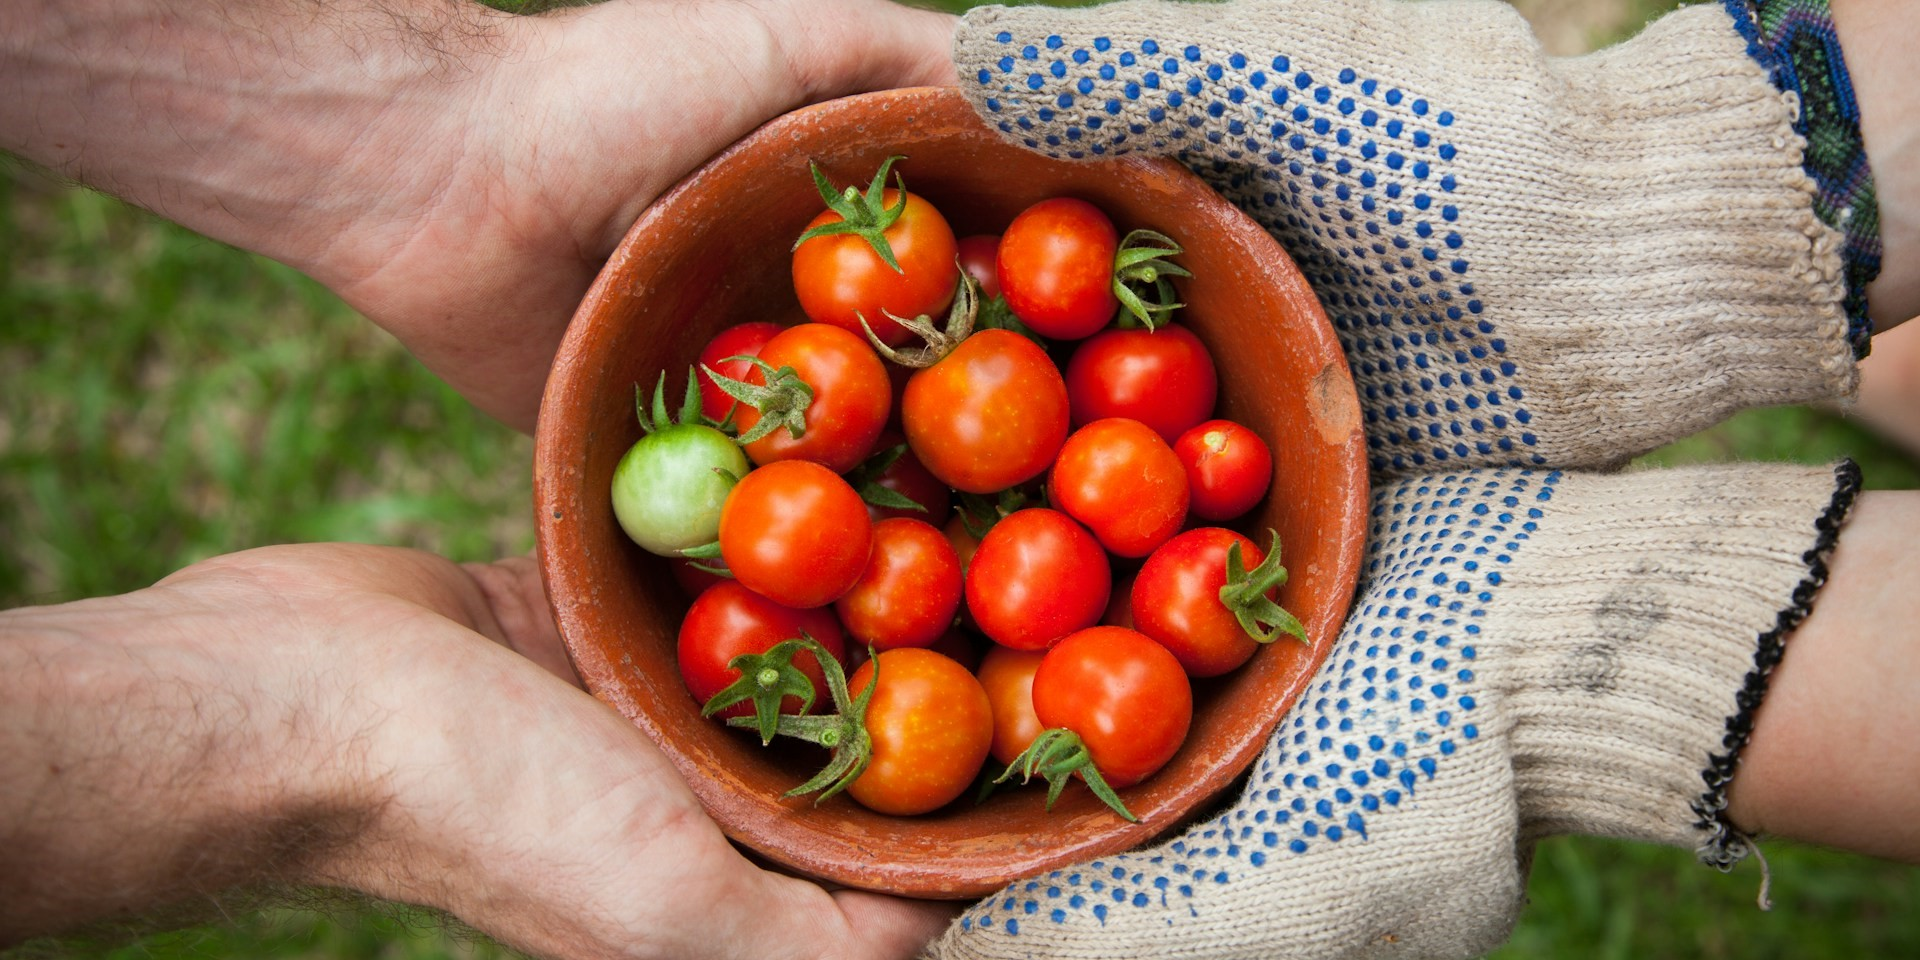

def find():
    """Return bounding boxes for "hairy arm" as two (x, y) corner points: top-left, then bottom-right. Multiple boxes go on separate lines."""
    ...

(0, 567), (383, 941)
(0, 0), (957, 431)
(0, 545), (954, 958)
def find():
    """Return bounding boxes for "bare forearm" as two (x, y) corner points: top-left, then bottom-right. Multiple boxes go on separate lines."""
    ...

(1835, 0), (1920, 329)
(0, 587), (374, 944)
(1728, 490), (1920, 862)
(0, 0), (502, 278)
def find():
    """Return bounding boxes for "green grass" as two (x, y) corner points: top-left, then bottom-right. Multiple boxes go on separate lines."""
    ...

(7, 0), (1919, 956)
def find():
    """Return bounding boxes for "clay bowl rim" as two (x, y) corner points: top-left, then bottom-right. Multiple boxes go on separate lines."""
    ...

(533, 85), (1368, 899)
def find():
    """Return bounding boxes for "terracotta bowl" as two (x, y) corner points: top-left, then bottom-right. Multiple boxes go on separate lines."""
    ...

(534, 87), (1367, 899)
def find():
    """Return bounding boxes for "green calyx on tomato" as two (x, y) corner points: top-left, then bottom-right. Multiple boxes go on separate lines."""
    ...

(701, 632), (822, 745)
(726, 637), (877, 805)
(954, 487), (1036, 540)
(673, 538), (730, 577)
(845, 443), (931, 515)
(701, 355), (816, 446)
(974, 290), (1046, 347)
(994, 727), (1136, 822)
(1221, 529), (1308, 644)
(860, 271), (978, 369)
(793, 155), (912, 273)
(636, 366), (731, 436)
(1112, 228), (1191, 331)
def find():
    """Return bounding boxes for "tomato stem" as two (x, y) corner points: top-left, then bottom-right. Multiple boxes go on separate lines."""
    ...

(859, 271), (979, 369)
(1111, 229), (1190, 331)
(793, 156), (912, 274)
(846, 444), (932, 514)
(995, 727), (1137, 822)
(1218, 529), (1308, 644)
(702, 634), (823, 745)
(635, 367), (728, 434)
(701, 356), (816, 445)
(955, 488), (1032, 540)
(724, 638), (877, 805)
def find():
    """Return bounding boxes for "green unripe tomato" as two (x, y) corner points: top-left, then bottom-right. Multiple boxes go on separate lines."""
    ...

(611, 423), (749, 555)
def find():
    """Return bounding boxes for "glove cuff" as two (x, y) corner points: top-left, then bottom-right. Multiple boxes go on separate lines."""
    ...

(1725, 0), (1881, 358)
(1491, 461), (1860, 864)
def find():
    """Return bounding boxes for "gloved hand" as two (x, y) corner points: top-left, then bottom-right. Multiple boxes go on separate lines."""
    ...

(930, 1), (1878, 957)
(929, 461), (1857, 960)
(952, 0), (1868, 474)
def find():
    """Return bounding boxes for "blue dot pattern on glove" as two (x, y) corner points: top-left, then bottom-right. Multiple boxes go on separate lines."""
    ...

(956, 469), (1559, 936)
(976, 32), (1543, 474)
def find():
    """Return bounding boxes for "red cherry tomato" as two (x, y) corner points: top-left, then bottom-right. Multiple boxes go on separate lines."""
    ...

(734, 323), (891, 475)
(793, 188), (958, 347)
(965, 508), (1109, 651)
(901, 329), (1070, 494)
(1175, 419), (1274, 522)
(1064, 324), (1218, 443)
(956, 234), (1004, 300)
(676, 580), (847, 719)
(997, 197), (1119, 340)
(1133, 527), (1276, 677)
(718, 460), (872, 609)
(834, 517), (964, 651)
(1049, 417), (1189, 558)
(976, 644), (1046, 766)
(697, 321), (781, 424)
(1032, 626), (1192, 788)
(846, 649), (993, 815)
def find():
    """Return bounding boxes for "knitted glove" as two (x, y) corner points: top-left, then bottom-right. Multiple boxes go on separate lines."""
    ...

(954, 0), (1876, 474)
(929, 460), (1858, 960)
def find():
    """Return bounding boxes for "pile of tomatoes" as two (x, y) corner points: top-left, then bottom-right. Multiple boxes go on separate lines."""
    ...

(609, 157), (1301, 820)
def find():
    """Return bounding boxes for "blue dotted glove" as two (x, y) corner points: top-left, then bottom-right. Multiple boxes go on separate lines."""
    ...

(953, 0), (1857, 475)
(929, 462), (1856, 960)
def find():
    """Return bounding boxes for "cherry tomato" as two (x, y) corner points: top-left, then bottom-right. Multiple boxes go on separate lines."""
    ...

(1049, 417), (1189, 558)
(956, 234), (1004, 300)
(997, 197), (1119, 340)
(834, 517), (963, 651)
(846, 648), (993, 816)
(1175, 419), (1274, 522)
(793, 188), (958, 347)
(1133, 527), (1274, 677)
(696, 321), (781, 424)
(1032, 626), (1191, 788)
(718, 460), (871, 609)
(609, 416), (747, 556)
(733, 323), (891, 475)
(965, 508), (1109, 651)
(1064, 324), (1218, 443)
(901, 329), (1070, 494)
(976, 644), (1046, 766)
(676, 580), (847, 719)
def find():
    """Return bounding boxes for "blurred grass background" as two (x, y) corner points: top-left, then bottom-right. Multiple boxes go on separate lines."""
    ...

(4, 0), (1917, 956)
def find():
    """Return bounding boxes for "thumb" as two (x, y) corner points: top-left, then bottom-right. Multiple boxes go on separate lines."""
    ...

(771, 0), (960, 97)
